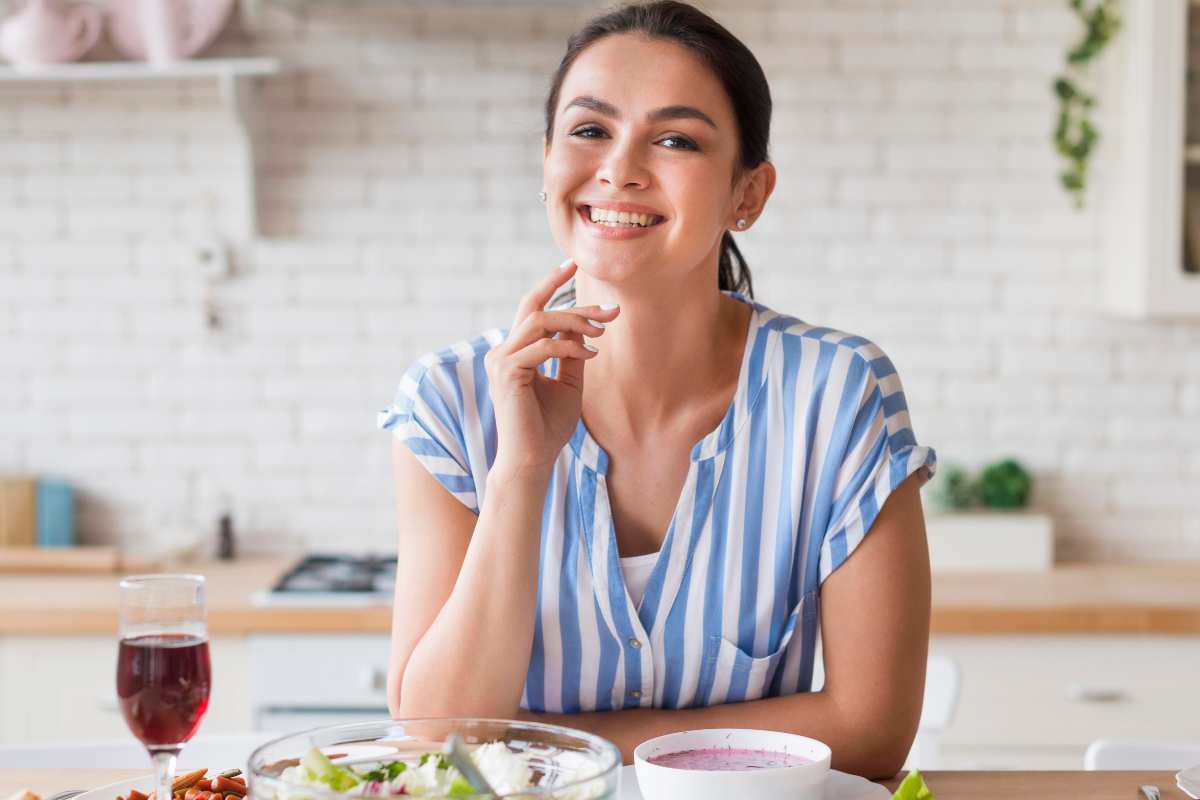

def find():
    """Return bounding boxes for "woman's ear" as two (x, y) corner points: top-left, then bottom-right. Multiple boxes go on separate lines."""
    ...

(732, 160), (777, 230)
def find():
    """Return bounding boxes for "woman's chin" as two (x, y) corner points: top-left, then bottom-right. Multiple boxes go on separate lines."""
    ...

(572, 245), (658, 283)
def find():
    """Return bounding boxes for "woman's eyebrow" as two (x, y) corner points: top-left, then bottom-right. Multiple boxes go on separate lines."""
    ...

(564, 95), (718, 129)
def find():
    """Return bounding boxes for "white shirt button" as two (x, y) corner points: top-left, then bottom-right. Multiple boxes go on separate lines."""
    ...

(629, 689), (642, 699)
(629, 638), (642, 648)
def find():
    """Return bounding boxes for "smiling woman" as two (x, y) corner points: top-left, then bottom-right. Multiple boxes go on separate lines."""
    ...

(377, 0), (937, 781)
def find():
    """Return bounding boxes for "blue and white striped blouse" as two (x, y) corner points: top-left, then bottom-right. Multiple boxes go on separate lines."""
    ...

(378, 291), (936, 714)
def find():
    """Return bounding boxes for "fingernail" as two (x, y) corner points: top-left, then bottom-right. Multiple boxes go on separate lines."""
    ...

(584, 343), (599, 352)
(588, 320), (606, 329)
(558, 258), (574, 270)
(600, 303), (619, 311)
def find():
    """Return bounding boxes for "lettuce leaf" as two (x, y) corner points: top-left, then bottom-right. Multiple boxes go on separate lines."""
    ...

(299, 746), (362, 792)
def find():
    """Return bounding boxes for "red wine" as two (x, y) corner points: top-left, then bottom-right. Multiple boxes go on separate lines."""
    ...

(117, 634), (211, 748)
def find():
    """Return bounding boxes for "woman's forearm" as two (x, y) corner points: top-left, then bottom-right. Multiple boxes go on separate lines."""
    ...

(398, 464), (551, 718)
(519, 690), (910, 780)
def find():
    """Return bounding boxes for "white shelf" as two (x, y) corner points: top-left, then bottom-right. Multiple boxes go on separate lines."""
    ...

(0, 57), (280, 82)
(0, 57), (282, 241)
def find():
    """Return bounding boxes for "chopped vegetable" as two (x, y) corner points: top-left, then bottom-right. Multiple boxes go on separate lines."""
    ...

(418, 754), (451, 771)
(892, 769), (933, 800)
(278, 740), (606, 799)
(299, 747), (361, 793)
(444, 779), (474, 797)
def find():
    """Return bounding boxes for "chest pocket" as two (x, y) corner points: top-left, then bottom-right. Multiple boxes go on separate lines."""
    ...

(702, 590), (817, 705)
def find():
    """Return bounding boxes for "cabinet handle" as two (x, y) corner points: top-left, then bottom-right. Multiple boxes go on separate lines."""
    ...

(360, 667), (387, 694)
(1066, 683), (1127, 703)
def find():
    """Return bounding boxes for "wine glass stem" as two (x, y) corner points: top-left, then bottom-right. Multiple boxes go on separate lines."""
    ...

(152, 749), (179, 800)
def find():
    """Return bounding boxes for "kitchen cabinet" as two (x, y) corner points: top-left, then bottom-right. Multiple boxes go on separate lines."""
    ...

(2, 633), (1199, 768)
(247, 634), (391, 729)
(1104, 0), (1200, 316)
(0, 636), (252, 743)
(929, 635), (1200, 769)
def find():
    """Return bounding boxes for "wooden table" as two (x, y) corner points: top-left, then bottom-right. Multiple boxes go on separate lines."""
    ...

(1, 769), (1192, 799)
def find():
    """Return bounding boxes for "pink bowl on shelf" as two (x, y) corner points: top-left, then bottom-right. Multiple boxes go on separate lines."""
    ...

(105, 0), (234, 64)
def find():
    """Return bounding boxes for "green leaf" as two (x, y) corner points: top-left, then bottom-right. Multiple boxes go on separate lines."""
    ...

(892, 769), (934, 800)
(418, 753), (451, 770)
(386, 762), (407, 780)
(299, 747), (361, 792)
(446, 777), (478, 797)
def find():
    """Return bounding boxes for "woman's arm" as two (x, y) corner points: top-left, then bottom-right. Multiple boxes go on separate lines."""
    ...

(520, 472), (931, 780)
(387, 439), (551, 718)
(386, 261), (619, 719)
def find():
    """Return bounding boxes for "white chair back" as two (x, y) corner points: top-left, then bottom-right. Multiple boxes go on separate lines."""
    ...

(1084, 738), (1200, 770)
(0, 733), (276, 770)
(906, 654), (961, 770)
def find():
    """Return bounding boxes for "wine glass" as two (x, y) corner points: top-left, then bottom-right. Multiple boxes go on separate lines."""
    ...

(117, 575), (212, 800)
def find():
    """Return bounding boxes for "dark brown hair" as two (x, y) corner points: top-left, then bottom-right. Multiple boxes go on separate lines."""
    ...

(543, 1), (771, 298)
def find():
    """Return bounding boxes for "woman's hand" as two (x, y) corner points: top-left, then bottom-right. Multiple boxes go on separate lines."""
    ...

(485, 259), (619, 476)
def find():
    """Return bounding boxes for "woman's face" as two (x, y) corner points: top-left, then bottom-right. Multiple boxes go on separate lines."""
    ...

(543, 33), (746, 289)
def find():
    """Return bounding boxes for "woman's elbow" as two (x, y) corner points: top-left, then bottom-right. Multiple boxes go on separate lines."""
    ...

(865, 747), (910, 781)
(862, 717), (918, 780)
(387, 666), (404, 719)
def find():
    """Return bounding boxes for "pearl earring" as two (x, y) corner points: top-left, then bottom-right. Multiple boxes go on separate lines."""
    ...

(538, 190), (547, 203)
(736, 218), (748, 230)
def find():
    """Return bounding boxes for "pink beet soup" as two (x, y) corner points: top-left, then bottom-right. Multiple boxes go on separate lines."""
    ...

(647, 747), (812, 771)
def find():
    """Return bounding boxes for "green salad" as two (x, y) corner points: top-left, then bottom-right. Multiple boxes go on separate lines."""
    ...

(277, 745), (608, 799)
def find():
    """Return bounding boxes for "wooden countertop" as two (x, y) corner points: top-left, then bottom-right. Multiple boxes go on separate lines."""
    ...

(0, 557), (391, 636)
(0, 557), (1198, 636)
(0, 768), (1193, 800)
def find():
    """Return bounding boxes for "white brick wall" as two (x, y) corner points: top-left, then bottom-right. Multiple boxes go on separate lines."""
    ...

(2, 0), (1198, 559)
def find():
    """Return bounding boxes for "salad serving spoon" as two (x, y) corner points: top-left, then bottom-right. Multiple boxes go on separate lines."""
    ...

(443, 733), (498, 798)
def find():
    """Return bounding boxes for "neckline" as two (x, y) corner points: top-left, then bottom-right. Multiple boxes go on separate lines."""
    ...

(619, 550), (661, 566)
(567, 291), (768, 475)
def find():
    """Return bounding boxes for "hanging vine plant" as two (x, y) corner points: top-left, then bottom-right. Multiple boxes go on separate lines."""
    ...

(1053, 0), (1122, 209)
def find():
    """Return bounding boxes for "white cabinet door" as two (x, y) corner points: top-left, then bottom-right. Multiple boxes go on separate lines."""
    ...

(931, 635), (1200, 769)
(247, 634), (391, 710)
(0, 636), (251, 744)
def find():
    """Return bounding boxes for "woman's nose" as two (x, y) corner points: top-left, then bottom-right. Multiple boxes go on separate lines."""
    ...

(597, 142), (648, 189)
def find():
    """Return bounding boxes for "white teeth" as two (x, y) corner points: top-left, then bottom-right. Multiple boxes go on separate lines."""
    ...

(587, 206), (658, 227)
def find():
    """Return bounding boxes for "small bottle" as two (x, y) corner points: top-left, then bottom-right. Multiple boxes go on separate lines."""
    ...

(217, 512), (235, 560)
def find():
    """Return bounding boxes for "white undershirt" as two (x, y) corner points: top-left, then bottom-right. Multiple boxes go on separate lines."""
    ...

(619, 551), (660, 607)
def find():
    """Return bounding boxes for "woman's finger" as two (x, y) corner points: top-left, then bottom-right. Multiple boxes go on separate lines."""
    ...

(554, 329), (587, 391)
(569, 304), (621, 322)
(511, 258), (576, 330)
(507, 336), (598, 370)
(500, 309), (607, 355)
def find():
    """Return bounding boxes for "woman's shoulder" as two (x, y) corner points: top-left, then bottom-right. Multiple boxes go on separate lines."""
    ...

(752, 300), (898, 383)
(401, 327), (508, 394)
(380, 328), (507, 437)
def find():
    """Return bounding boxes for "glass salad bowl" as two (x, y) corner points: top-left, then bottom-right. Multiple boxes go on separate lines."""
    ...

(246, 718), (622, 800)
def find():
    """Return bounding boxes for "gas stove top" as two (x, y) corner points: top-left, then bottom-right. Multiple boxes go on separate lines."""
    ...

(252, 554), (396, 606)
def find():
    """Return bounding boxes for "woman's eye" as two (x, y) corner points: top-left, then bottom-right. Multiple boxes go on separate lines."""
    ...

(569, 126), (606, 139)
(659, 136), (698, 151)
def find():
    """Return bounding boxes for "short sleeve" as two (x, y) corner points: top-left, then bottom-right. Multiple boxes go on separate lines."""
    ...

(377, 359), (480, 514)
(817, 348), (936, 583)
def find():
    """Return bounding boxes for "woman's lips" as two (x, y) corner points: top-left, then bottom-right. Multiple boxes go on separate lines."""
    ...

(576, 205), (666, 241)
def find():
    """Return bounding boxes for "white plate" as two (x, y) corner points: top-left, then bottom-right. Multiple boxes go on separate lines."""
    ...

(618, 764), (890, 800)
